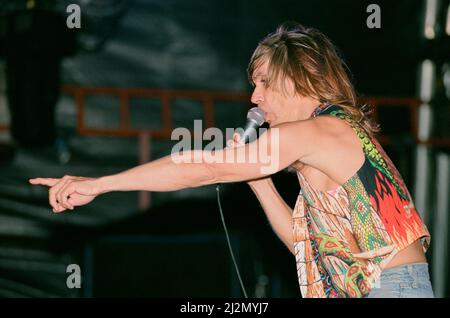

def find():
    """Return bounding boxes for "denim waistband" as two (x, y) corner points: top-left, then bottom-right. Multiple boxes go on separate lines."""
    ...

(369, 262), (434, 297)
(380, 262), (430, 277)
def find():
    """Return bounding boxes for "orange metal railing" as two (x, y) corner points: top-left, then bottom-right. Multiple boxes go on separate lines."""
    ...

(363, 96), (450, 147)
(1, 86), (448, 147)
(62, 85), (251, 139)
(61, 85), (252, 210)
(60, 86), (449, 146)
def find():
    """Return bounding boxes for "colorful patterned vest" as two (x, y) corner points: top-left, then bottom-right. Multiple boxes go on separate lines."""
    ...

(292, 103), (431, 298)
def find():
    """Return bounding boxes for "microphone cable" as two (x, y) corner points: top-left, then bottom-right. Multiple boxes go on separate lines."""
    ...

(215, 184), (248, 298)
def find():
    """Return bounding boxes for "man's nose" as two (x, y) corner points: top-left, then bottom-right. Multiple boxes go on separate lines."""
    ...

(251, 88), (264, 105)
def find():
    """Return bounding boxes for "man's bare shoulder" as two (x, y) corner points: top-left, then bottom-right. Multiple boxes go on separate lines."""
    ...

(311, 115), (355, 136)
(275, 116), (364, 181)
(272, 115), (354, 145)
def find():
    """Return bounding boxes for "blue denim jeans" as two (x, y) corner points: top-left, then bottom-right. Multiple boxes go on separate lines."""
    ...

(367, 262), (435, 298)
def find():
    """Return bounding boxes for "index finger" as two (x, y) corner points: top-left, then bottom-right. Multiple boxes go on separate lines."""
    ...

(29, 178), (60, 187)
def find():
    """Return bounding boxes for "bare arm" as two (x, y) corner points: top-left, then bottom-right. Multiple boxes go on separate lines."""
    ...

(97, 121), (313, 193)
(249, 178), (294, 255)
(29, 118), (328, 212)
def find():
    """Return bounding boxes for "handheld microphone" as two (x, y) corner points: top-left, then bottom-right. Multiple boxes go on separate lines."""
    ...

(239, 107), (266, 144)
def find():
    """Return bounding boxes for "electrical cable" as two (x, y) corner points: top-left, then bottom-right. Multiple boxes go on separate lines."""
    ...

(215, 184), (248, 298)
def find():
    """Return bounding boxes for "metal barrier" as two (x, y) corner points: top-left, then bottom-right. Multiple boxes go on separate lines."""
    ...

(363, 96), (450, 147)
(62, 85), (251, 210)
(62, 85), (250, 138)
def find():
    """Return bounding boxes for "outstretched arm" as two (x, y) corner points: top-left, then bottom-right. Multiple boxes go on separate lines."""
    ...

(29, 119), (324, 213)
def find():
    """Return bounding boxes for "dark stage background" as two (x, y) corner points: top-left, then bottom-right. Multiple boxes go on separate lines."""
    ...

(0, 0), (448, 298)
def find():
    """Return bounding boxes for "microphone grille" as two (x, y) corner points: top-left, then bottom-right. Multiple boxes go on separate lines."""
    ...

(247, 107), (266, 126)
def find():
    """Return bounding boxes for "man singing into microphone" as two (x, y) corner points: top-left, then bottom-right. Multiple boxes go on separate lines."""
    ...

(29, 22), (433, 298)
